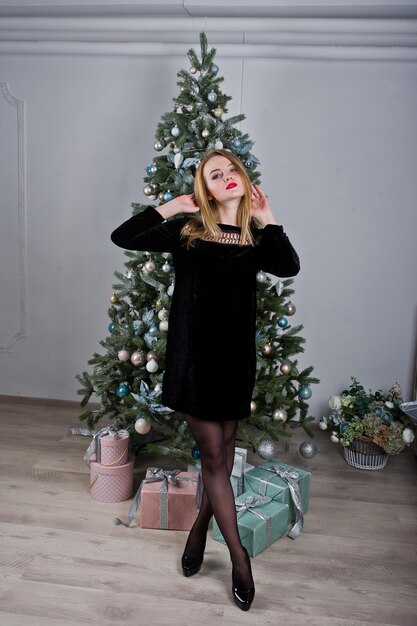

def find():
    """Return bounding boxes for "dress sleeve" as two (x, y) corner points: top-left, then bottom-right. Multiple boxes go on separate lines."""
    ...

(111, 206), (186, 253)
(255, 224), (300, 277)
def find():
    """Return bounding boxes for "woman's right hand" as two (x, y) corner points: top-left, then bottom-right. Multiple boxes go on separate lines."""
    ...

(155, 194), (199, 220)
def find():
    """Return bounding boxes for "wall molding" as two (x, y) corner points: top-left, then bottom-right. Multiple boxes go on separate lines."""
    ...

(0, 83), (27, 352)
(1, 16), (417, 60)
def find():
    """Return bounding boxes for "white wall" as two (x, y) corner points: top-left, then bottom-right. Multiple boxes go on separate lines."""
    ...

(1, 6), (416, 420)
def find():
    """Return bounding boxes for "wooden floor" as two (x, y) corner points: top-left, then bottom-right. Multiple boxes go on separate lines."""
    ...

(0, 397), (416, 626)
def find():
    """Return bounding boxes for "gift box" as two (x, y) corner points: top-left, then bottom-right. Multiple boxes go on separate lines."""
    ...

(188, 447), (253, 497)
(89, 453), (134, 503)
(114, 468), (202, 530)
(84, 425), (130, 467)
(212, 492), (290, 557)
(244, 461), (310, 539)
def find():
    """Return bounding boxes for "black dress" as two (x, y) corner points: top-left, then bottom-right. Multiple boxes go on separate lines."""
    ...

(111, 206), (300, 421)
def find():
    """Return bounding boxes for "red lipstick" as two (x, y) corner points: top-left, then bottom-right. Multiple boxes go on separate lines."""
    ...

(226, 182), (237, 190)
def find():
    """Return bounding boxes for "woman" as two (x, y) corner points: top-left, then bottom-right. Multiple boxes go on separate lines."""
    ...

(111, 149), (300, 611)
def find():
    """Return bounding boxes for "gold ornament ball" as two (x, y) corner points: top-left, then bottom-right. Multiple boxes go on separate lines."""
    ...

(146, 351), (157, 362)
(131, 351), (145, 366)
(187, 103), (195, 113)
(213, 107), (224, 118)
(156, 298), (163, 308)
(143, 184), (153, 196)
(159, 320), (169, 332)
(250, 401), (257, 412)
(280, 362), (292, 375)
(110, 293), (117, 304)
(286, 302), (296, 316)
(262, 344), (273, 357)
(273, 408), (288, 422)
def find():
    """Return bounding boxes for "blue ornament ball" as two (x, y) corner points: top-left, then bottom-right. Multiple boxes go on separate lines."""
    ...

(146, 165), (152, 175)
(211, 64), (219, 75)
(116, 383), (130, 398)
(299, 386), (312, 400)
(277, 316), (288, 328)
(192, 447), (201, 460)
(233, 137), (242, 148)
(163, 191), (173, 202)
(207, 91), (217, 103)
(108, 322), (115, 333)
(149, 324), (159, 335)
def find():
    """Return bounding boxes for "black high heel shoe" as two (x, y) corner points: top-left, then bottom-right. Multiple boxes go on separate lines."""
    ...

(232, 547), (255, 611)
(181, 552), (204, 577)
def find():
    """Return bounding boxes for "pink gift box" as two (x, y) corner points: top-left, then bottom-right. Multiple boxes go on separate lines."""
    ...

(99, 432), (130, 467)
(89, 453), (134, 503)
(140, 469), (201, 530)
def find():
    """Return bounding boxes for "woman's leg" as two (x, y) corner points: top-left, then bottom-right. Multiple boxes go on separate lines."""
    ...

(183, 419), (238, 558)
(183, 414), (253, 589)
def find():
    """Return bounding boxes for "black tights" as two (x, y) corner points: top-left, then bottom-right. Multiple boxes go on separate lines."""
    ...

(184, 414), (253, 588)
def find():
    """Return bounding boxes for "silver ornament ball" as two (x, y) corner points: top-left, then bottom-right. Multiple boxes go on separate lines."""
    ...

(131, 351), (145, 366)
(153, 139), (164, 151)
(143, 184), (153, 196)
(299, 440), (318, 459)
(162, 262), (172, 273)
(202, 129), (210, 138)
(190, 65), (197, 74)
(286, 302), (297, 316)
(257, 439), (278, 460)
(171, 125), (180, 138)
(256, 271), (267, 284)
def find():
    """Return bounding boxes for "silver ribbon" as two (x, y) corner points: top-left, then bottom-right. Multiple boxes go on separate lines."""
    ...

(83, 425), (129, 466)
(114, 467), (202, 529)
(235, 495), (273, 548)
(262, 464), (304, 539)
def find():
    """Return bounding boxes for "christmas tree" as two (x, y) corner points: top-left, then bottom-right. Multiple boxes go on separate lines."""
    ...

(77, 33), (319, 463)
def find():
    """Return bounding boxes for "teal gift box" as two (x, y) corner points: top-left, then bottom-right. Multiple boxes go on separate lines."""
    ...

(212, 492), (290, 557)
(244, 461), (311, 523)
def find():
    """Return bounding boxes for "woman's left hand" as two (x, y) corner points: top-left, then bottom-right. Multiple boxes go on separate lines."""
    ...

(251, 184), (277, 226)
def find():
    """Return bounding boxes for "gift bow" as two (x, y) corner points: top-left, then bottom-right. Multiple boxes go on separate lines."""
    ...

(114, 467), (202, 528)
(83, 425), (129, 466)
(264, 464), (304, 539)
(235, 494), (273, 548)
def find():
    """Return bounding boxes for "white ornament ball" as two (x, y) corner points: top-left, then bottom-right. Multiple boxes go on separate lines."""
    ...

(190, 65), (197, 74)
(202, 128), (210, 138)
(135, 418), (151, 435)
(250, 401), (257, 412)
(273, 408), (288, 422)
(167, 284), (175, 297)
(158, 308), (168, 321)
(146, 359), (159, 373)
(256, 271), (267, 283)
(299, 440), (317, 459)
(171, 125), (180, 138)
(117, 350), (130, 362)
(257, 439), (278, 460)
(144, 260), (155, 273)
(154, 383), (162, 392)
(319, 418), (328, 431)
(159, 320), (169, 332)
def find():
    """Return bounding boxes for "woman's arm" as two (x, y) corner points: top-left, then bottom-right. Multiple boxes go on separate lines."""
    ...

(251, 184), (300, 277)
(110, 194), (199, 252)
(256, 224), (300, 278)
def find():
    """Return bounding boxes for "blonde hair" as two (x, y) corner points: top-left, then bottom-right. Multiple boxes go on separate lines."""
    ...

(180, 149), (258, 248)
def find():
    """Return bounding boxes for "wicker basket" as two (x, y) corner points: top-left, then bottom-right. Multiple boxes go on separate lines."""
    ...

(343, 436), (388, 470)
